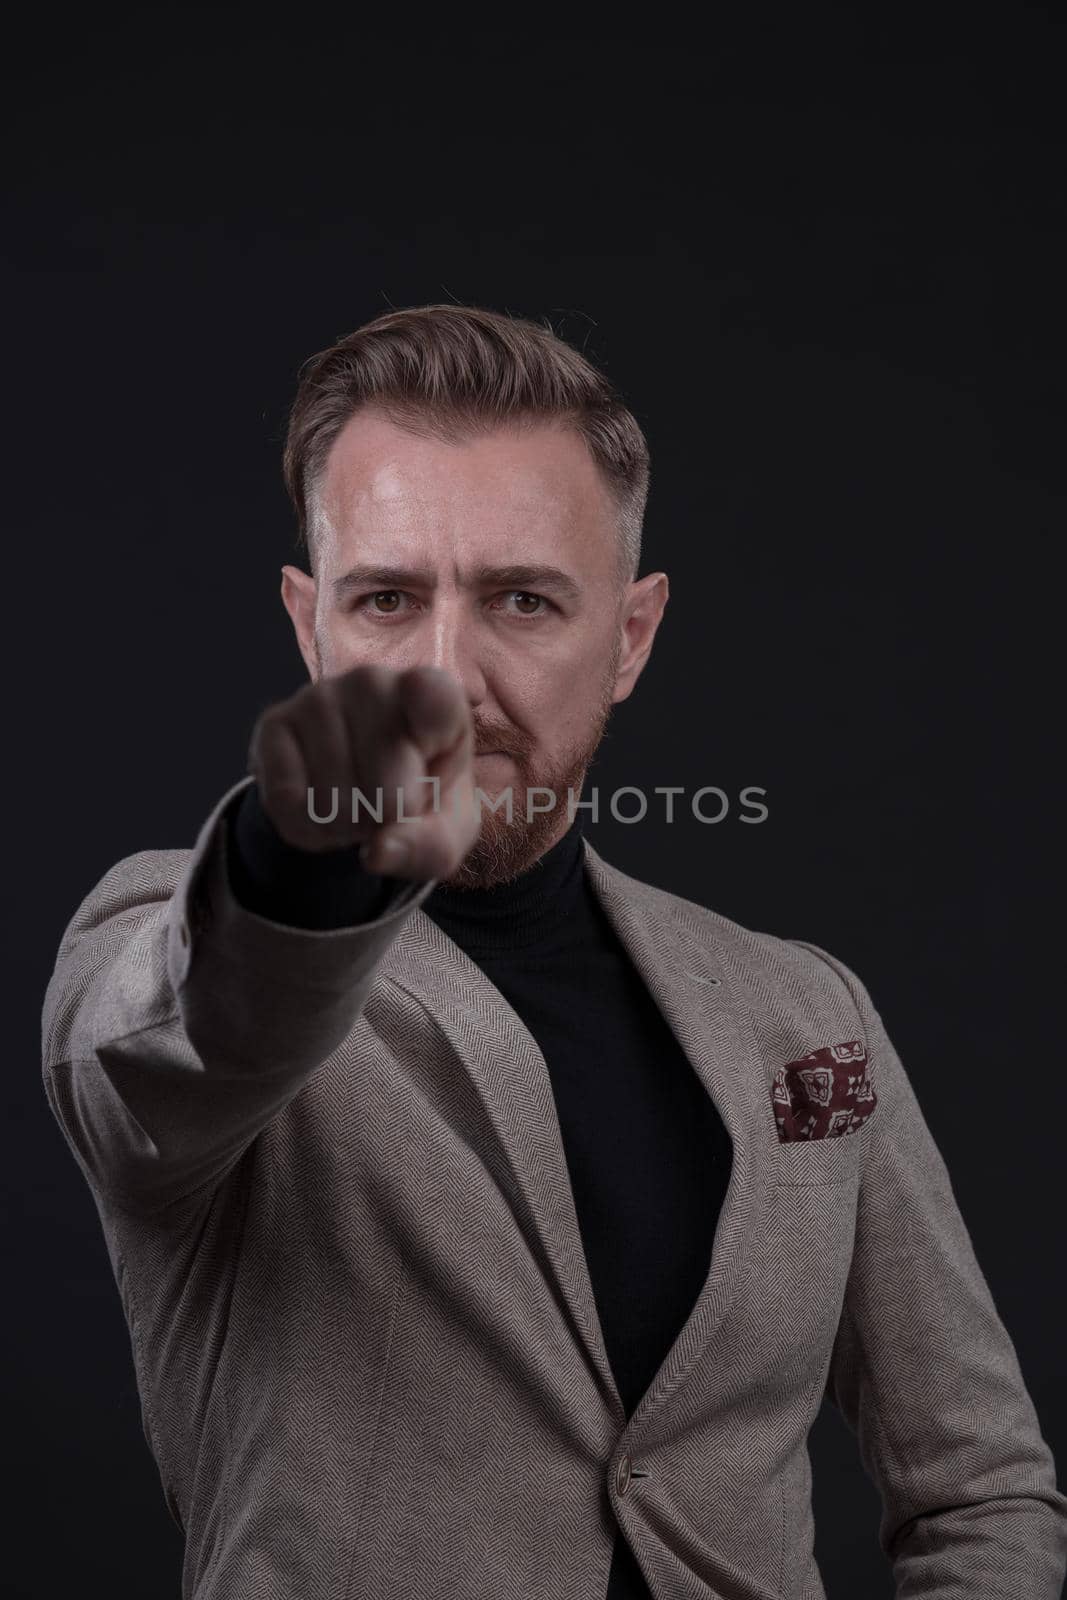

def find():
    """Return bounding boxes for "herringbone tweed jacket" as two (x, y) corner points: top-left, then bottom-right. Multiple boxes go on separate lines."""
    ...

(41, 777), (1067, 1599)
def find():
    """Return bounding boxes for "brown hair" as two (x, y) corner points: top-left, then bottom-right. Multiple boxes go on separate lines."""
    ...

(282, 304), (650, 578)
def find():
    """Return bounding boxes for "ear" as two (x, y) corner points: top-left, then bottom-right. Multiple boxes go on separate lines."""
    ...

(612, 572), (669, 704)
(281, 565), (320, 680)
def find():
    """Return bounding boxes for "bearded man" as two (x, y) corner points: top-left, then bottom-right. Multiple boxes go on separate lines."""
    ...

(42, 304), (1067, 1600)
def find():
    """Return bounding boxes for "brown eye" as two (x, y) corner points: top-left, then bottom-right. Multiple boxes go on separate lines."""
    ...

(371, 590), (401, 613)
(512, 592), (542, 615)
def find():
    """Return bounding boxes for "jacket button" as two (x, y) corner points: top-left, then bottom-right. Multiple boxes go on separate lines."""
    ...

(615, 1453), (632, 1497)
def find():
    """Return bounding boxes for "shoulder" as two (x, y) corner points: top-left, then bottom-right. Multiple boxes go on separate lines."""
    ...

(57, 780), (253, 949)
(586, 844), (880, 1056)
(55, 847), (193, 955)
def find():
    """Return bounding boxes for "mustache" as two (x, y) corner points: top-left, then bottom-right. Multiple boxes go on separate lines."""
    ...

(471, 718), (537, 760)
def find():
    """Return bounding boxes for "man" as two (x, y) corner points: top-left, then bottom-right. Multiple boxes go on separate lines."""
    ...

(42, 304), (1067, 1599)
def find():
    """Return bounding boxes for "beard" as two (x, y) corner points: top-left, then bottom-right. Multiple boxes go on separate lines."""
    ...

(441, 657), (618, 891)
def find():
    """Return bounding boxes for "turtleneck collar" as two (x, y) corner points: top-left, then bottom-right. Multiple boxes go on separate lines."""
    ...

(424, 812), (589, 955)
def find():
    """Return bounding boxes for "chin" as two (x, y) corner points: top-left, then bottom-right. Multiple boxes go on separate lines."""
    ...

(441, 810), (565, 891)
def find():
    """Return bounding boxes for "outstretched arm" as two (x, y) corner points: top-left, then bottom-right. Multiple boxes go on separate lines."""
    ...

(41, 663), (476, 1218)
(41, 775), (432, 1216)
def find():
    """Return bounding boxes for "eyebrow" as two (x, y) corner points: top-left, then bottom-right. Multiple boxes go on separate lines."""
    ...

(332, 565), (435, 603)
(474, 564), (582, 602)
(331, 563), (582, 605)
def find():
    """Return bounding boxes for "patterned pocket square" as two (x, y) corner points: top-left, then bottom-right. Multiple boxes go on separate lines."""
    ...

(772, 1041), (877, 1141)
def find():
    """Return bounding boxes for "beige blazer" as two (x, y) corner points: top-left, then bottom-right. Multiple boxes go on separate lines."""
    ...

(41, 776), (1067, 1599)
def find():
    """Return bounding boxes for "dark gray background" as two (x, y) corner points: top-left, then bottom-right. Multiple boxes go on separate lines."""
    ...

(8, 9), (1064, 1595)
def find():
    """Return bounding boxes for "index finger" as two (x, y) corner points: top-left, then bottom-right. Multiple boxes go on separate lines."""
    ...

(396, 667), (472, 761)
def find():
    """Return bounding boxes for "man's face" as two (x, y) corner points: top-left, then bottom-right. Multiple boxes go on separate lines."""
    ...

(282, 406), (667, 886)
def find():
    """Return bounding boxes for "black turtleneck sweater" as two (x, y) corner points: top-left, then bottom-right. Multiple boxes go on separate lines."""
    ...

(225, 783), (733, 1600)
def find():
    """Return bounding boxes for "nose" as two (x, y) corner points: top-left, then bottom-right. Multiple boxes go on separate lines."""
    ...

(422, 592), (487, 710)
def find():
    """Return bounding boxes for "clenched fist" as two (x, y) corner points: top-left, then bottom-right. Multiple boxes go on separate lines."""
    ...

(248, 665), (479, 880)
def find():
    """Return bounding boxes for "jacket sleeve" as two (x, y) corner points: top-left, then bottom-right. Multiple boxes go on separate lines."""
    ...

(792, 940), (1067, 1598)
(41, 776), (436, 1217)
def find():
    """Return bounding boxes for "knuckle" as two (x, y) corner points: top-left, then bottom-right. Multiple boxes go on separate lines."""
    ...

(346, 662), (391, 699)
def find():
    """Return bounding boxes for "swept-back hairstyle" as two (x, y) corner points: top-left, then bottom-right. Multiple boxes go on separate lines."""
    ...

(282, 304), (650, 579)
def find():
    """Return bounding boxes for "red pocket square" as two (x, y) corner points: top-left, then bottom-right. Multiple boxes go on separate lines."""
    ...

(772, 1041), (877, 1141)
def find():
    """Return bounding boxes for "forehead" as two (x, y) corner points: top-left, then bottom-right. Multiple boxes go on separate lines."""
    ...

(316, 408), (616, 562)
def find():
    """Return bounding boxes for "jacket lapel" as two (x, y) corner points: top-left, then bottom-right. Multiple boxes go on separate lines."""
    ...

(378, 840), (765, 1437)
